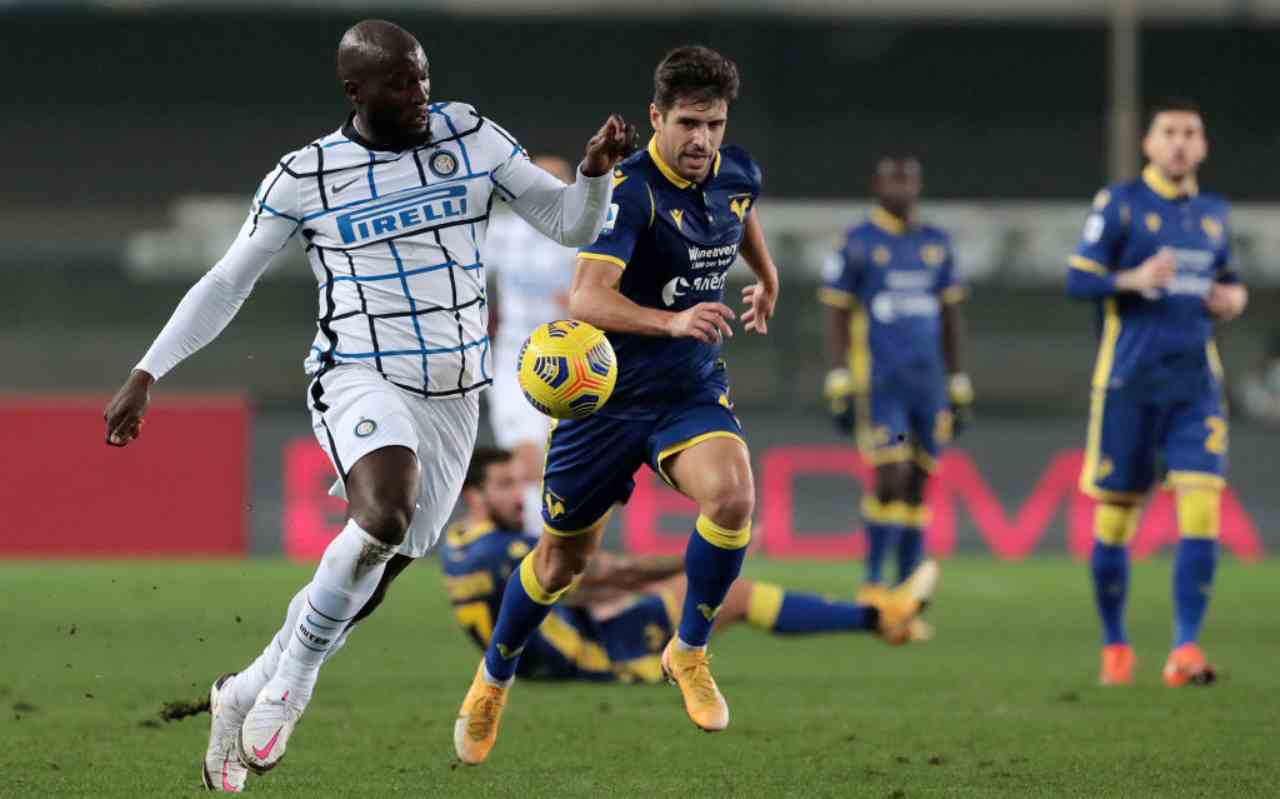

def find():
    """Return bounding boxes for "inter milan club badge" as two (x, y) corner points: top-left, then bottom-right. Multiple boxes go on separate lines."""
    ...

(429, 151), (459, 178)
(354, 418), (377, 438)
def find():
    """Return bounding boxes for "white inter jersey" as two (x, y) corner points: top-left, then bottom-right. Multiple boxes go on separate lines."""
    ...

(485, 209), (577, 351)
(136, 101), (612, 400)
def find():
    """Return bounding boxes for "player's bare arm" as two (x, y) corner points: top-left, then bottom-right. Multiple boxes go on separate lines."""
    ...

(567, 257), (736, 344)
(737, 206), (779, 334)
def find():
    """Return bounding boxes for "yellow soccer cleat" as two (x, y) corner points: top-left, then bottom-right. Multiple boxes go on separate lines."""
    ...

(1099, 643), (1136, 686)
(453, 663), (510, 765)
(661, 639), (729, 732)
(855, 583), (888, 606)
(869, 560), (939, 646)
(1163, 643), (1217, 687)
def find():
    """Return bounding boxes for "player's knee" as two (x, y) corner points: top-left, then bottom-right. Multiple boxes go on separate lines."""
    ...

(700, 478), (754, 531)
(1094, 502), (1141, 546)
(537, 540), (593, 593)
(351, 499), (414, 546)
(875, 463), (911, 504)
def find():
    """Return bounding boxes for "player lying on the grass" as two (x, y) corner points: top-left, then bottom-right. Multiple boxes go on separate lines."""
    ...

(1067, 98), (1247, 687)
(444, 448), (938, 683)
(453, 45), (937, 765)
(819, 156), (970, 631)
(101, 18), (631, 792)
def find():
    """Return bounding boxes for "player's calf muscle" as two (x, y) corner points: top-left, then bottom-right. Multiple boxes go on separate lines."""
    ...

(534, 533), (600, 592)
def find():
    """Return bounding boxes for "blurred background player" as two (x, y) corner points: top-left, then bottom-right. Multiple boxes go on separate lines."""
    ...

(443, 449), (937, 683)
(101, 18), (629, 789)
(819, 156), (970, 631)
(1068, 99), (1247, 687)
(484, 154), (580, 534)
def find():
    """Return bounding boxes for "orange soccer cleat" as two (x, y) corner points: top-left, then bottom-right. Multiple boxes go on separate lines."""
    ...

(1163, 643), (1217, 687)
(1099, 643), (1135, 686)
(453, 662), (510, 765)
(661, 640), (730, 732)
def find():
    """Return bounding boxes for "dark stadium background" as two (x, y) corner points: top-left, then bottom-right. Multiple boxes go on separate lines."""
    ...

(3, 4), (1278, 559)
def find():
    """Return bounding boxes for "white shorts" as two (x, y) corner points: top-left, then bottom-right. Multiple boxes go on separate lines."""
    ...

(309, 364), (480, 558)
(488, 337), (552, 450)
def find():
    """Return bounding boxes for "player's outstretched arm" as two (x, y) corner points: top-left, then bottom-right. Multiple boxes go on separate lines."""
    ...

(577, 552), (685, 592)
(103, 224), (290, 446)
(500, 115), (634, 247)
(737, 207), (779, 334)
(567, 258), (736, 344)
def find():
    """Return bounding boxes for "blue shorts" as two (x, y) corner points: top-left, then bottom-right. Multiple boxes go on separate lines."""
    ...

(859, 376), (951, 473)
(1080, 385), (1227, 500)
(541, 373), (744, 534)
(517, 593), (677, 684)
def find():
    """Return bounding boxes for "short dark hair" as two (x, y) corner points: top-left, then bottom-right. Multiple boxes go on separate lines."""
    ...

(464, 447), (512, 490)
(1147, 98), (1202, 130)
(653, 45), (740, 113)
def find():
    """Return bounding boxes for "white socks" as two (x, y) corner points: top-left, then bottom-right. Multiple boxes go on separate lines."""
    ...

(261, 520), (396, 702)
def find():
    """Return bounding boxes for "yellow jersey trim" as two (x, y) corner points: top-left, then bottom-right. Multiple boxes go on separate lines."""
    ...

(1167, 471), (1226, 489)
(1080, 298), (1127, 498)
(817, 287), (854, 308)
(695, 514), (752, 550)
(578, 252), (627, 270)
(1206, 340), (1225, 382)
(445, 520), (496, 549)
(655, 431), (747, 488)
(868, 444), (913, 465)
(746, 582), (785, 629)
(869, 206), (909, 235)
(518, 553), (563, 605)
(1069, 255), (1111, 277)
(537, 612), (612, 672)
(648, 135), (692, 189)
(1142, 164), (1198, 200)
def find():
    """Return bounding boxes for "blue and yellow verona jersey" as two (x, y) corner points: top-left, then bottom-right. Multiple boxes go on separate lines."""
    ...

(440, 521), (675, 681)
(818, 207), (964, 390)
(578, 137), (763, 418)
(1068, 166), (1239, 394)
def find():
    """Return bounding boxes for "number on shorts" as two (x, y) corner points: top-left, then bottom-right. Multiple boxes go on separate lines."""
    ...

(1205, 416), (1227, 455)
(455, 601), (494, 648)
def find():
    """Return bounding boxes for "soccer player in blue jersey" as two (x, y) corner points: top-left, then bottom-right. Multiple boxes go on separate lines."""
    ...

(452, 47), (937, 763)
(445, 449), (934, 685)
(1068, 100), (1247, 687)
(820, 156), (967, 631)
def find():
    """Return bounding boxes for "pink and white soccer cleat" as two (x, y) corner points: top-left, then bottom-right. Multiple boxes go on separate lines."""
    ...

(238, 680), (308, 774)
(201, 673), (250, 793)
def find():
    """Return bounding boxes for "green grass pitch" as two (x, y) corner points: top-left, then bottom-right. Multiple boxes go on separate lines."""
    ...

(3, 557), (1277, 798)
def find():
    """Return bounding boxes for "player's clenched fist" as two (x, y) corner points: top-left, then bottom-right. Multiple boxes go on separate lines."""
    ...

(667, 302), (736, 344)
(582, 114), (637, 177)
(103, 369), (153, 447)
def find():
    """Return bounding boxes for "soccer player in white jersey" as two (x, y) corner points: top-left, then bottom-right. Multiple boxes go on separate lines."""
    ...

(485, 154), (578, 534)
(101, 19), (632, 791)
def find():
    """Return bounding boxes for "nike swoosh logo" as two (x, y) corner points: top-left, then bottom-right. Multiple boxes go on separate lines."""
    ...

(332, 177), (359, 194)
(252, 727), (283, 761)
(222, 756), (238, 792)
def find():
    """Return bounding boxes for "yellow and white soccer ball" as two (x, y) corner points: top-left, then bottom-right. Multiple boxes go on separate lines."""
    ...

(516, 320), (618, 419)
